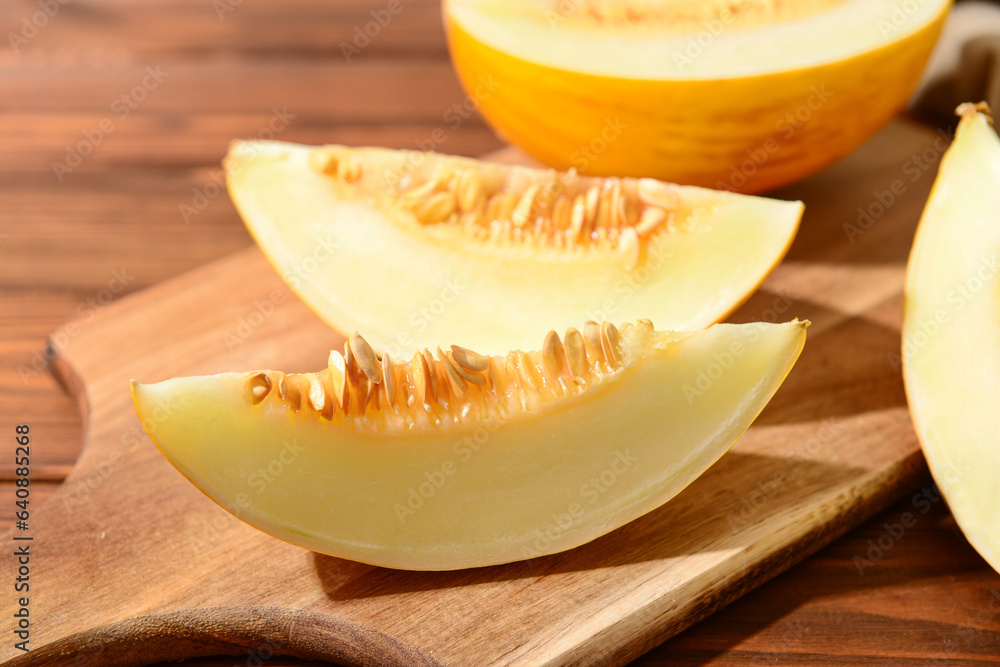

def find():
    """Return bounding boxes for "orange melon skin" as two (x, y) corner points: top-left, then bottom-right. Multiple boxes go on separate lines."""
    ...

(443, 6), (949, 194)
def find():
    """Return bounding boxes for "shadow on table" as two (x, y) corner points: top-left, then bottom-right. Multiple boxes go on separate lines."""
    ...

(314, 448), (868, 601)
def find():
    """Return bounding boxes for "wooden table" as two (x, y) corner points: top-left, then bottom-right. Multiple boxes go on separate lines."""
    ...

(2, 0), (998, 664)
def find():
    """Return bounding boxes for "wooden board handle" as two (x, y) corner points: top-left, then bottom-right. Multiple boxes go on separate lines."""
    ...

(5, 606), (439, 667)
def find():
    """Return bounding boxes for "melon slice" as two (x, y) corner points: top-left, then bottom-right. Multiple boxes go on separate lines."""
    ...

(444, 0), (951, 192)
(902, 103), (1000, 574)
(132, 319), (807, 570)
(226, 142), (801, 356)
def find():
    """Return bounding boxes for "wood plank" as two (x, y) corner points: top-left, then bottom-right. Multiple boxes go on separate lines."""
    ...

(644, 487), (1000, 665)
(0, 116), (502, 172)
(0, 61), (468, 117)
(0, 128), (499, 291)
(0, 0), (449, 59)
(0, 292), (88, 479)
(136, 490), (1000, 667)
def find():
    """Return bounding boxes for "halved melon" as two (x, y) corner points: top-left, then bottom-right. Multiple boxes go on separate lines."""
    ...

(226, 142), (801, 356)
(132, 319), (806, 570)
(902, 103), (1000, 574)
(444, 0), (951, 192)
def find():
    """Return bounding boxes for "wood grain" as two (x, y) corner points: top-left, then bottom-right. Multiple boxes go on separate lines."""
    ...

(6, 607), (439, 667)
(2, 0), (999, 663)
(0, 118), (982, 665)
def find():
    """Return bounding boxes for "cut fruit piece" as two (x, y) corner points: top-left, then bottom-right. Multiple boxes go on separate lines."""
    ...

(132, 319), (807, 571)
(444, 0), (951, 193)
(902, 102), (1000, 574)
(226, 142), (802, 356)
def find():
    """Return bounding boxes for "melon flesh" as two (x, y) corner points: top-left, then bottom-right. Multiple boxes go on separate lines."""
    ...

(132, 320), (807, 570)
(226, 142), (801, 356)
(903, 103), (1000, 573)
(448, 0), (946, 79)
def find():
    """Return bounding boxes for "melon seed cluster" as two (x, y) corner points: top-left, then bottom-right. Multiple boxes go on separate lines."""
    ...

(245, 320), (654, 429)
(575, 0), (834, 29)
(309, 146), (678, 264)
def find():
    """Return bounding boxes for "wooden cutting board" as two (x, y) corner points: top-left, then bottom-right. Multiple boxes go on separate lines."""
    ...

(2, 117), (944, 667)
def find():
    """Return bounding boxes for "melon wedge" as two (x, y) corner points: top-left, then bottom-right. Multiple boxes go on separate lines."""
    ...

(902, 103), (1000, 574)
(444, 0), (950, 192)
(226, 142), (801, 356)
(132, 319), (807, 570)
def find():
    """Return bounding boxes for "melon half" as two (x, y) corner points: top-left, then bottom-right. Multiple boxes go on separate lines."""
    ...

(226, 142), (801, 356)
(444, 0), (951, 192)
(133, 319), (806, 570)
